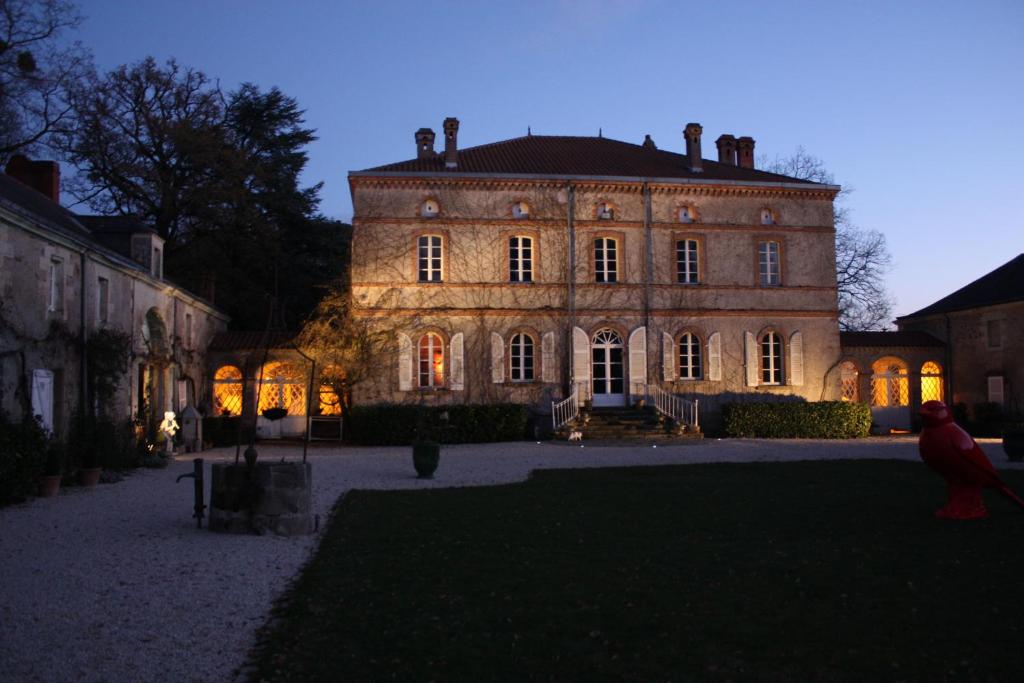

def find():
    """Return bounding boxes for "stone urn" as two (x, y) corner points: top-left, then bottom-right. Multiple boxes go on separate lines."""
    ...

(412, 440), (440, 478)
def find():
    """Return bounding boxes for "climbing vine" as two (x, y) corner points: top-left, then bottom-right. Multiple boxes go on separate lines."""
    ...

(87, 328), (132, 409)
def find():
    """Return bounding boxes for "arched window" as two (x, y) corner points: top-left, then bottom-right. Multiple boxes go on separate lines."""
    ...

(318, 365), (344, 416)
(510, 333), (535, 381)
(678, 332), (702, 380)
(760, 331), (783, 385)
(840, 361), (859, 402)
(213, 365), (243, 416)
(921, 361), (943, 403)
(257, 361), (307, 415)
(509, 236), (533, 283)
(418, 333), (444, 388)
(870, 358), (908, 407)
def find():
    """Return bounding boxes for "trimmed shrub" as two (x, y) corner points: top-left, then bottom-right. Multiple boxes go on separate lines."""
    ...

(723, 401), (871, 439)
(347, 403), (530, 446)
(0, 413), (48, 506)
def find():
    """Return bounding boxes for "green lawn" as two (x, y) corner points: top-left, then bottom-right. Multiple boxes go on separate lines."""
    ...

(249, 461), (1024, 681)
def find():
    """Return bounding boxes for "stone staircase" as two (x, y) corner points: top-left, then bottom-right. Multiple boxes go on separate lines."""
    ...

(556, 406), (701, 442)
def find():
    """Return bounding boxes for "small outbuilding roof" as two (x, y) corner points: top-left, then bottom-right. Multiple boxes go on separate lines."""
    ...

(899, 254), (1024, 319)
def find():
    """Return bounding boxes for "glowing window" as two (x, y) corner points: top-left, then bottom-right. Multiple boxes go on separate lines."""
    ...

(213, 365), (243, 416)
(921, 361), (943, 403)
(870, 358), (908, 407)
(676, 239), (699, 284)
(595, 237), (618, 283)
(418, 334), (444, 388)
(510, 333), (535, 381)
(679, 332), (702, 380)
(317, 365), (344, 416)
(760, 331), (783, 385)
(840, 361), (859, 402)
(759, 241), (781, 286)
(421, 199), (439, 217)
(417, 235), (443, 282)
(256, 361), (307, 416)
(512, 201), (530, 219)
(509, 236), (533, 283)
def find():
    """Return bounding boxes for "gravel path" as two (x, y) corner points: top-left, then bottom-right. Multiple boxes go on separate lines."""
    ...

(1, 437), (1015, 682)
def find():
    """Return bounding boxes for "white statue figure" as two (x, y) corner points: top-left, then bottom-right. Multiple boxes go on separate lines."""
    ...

(160, 410), (180, 454)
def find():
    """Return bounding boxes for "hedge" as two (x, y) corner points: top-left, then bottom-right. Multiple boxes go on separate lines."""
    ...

(347, 403), (530, 446)
(0, 413), (48, 506)
(202, 416), (245, 448)
(723, 401), (871, 439)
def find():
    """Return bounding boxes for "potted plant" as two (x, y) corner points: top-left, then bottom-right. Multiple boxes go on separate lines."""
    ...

(38, 443), (63, 498)
(412, 439), (440, 478)
(1003, 422), (1024, 462)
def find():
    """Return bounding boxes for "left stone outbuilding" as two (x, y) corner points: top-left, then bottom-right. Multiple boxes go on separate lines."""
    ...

(0, 156), (228, 437)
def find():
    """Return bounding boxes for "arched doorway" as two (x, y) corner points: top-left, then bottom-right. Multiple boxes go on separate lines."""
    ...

(870, 357), (910, 431)
(921, 361), (944, 403)
(591, 328), (625, 407)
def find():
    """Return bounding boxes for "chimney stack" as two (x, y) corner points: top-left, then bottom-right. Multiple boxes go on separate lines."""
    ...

(5, 155), (60, 202)
(737, 136), (756, 169)
(415, 128), (436, 159)
(443, 117), (459, 169)
(684, 123), (703, 173)
(715, 134), (737, 165)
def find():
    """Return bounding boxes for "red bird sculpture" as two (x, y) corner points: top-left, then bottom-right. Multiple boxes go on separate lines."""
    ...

(918, 400), (1024, 519)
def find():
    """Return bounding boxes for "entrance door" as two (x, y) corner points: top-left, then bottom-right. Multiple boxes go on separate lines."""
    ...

(870, 359), (910, 431)
(592, 329), (625, 407)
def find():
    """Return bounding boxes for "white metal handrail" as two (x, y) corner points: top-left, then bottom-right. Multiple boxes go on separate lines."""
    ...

(649, 384), (700, 431)
(552, 383), (580, 430)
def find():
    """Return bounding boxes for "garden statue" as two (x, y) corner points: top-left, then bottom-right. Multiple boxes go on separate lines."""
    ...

(159, 410), (180, 455)
(918, 400), (1024, 519)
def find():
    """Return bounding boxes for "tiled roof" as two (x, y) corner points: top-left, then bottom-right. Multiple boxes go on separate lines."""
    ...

(899, 254), (1024, 319)
(209, 331), (296, 352)
(0, 173), (92, 238)
(840, 331), (945, 348)
(358, 135), (822, 184)
(78, 215), (156, 234)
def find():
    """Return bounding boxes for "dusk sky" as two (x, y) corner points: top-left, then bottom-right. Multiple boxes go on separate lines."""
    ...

(74, 0), (1022, 319)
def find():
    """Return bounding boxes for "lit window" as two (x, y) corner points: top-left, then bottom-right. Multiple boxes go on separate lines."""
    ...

(676, 239), (699, 284)
(760, 209), (774, 225)
(870, 358), (908, 407)
(921, 361), (943, 403)
(418, 333), (444, 388)
(598, 203), (614, 220)
(318, 365), (344, 415)
(257, 361), (307, 416)
(97, 277), (109, 324)
(512, 201), (529, 219)
(421, 199), (439, 217)
(760, 331), (783, 385)
(417, 235), (443, 282)
(840, 361), (858, 401)
(678, 206), (694, 223)
(987, 320), (1002, 348)
(510, 333), (535, 381)
(595, 237), (618, 283)
(213, 365), (244, 416)
(759, 241), (781, 286)
(679, 333), (702, 380)
(509, 236), (533, 283)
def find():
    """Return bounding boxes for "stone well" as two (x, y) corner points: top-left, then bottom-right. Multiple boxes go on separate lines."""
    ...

(208, 461), (313, 536)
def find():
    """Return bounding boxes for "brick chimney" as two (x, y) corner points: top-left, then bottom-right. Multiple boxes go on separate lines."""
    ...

(737, 136), (756, 169)
(443, 117), (459, 169)
(715, 134), (737, 165)
(5, 155), (60, 202)
(684, 123), (703, 173)
(415, 128), (436, 159)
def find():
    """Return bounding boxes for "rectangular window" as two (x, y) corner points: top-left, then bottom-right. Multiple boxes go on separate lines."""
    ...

(761, 332), (782, 384)
(595, 237), (618, 283)
(417, 235), (443, 282)
(184, 313), (193, 350)
(988, 376), (1005, 404)
(97, 277), (109, 324)
(509, 236), (533, 283)
(759, 241), (780, 286)
(152, 247), (162, 279)
(48, 258), (63, 313)
(987, 320), (1002, 348)
(676, 239), (699, 284)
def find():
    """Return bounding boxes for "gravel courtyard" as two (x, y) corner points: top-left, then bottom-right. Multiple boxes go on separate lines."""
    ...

(0, 437), (1014, 683)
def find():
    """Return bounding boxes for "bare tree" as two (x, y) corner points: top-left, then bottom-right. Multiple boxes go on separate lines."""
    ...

(0, 0), (90, 160)
(763, 147), (894, 331)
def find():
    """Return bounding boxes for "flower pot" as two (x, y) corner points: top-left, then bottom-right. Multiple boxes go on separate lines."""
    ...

(78, 467), (102, 488)
(412, 441), (440, 479)
(38, 475), (61, 498)
(1003, 430), (1024, 462)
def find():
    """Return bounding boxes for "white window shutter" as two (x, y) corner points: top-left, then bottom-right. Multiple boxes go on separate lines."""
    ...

(662, 332), (675, 382)
(744, 331), (758, 387)
(491, 332), (505, 383)
(572, 326), (590, 399)
(541, 332), (556, 382)
(450, 333), (464, 391)
(398, 334), (413, 391)
(31, 369), (54, 432)
(789, 331), (804, 386)
(628, 326), (647, 394)
(708, 332), (722, 381)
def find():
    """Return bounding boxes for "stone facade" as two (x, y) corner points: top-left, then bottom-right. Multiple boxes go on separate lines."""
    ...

(348, 120), (844, 427)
